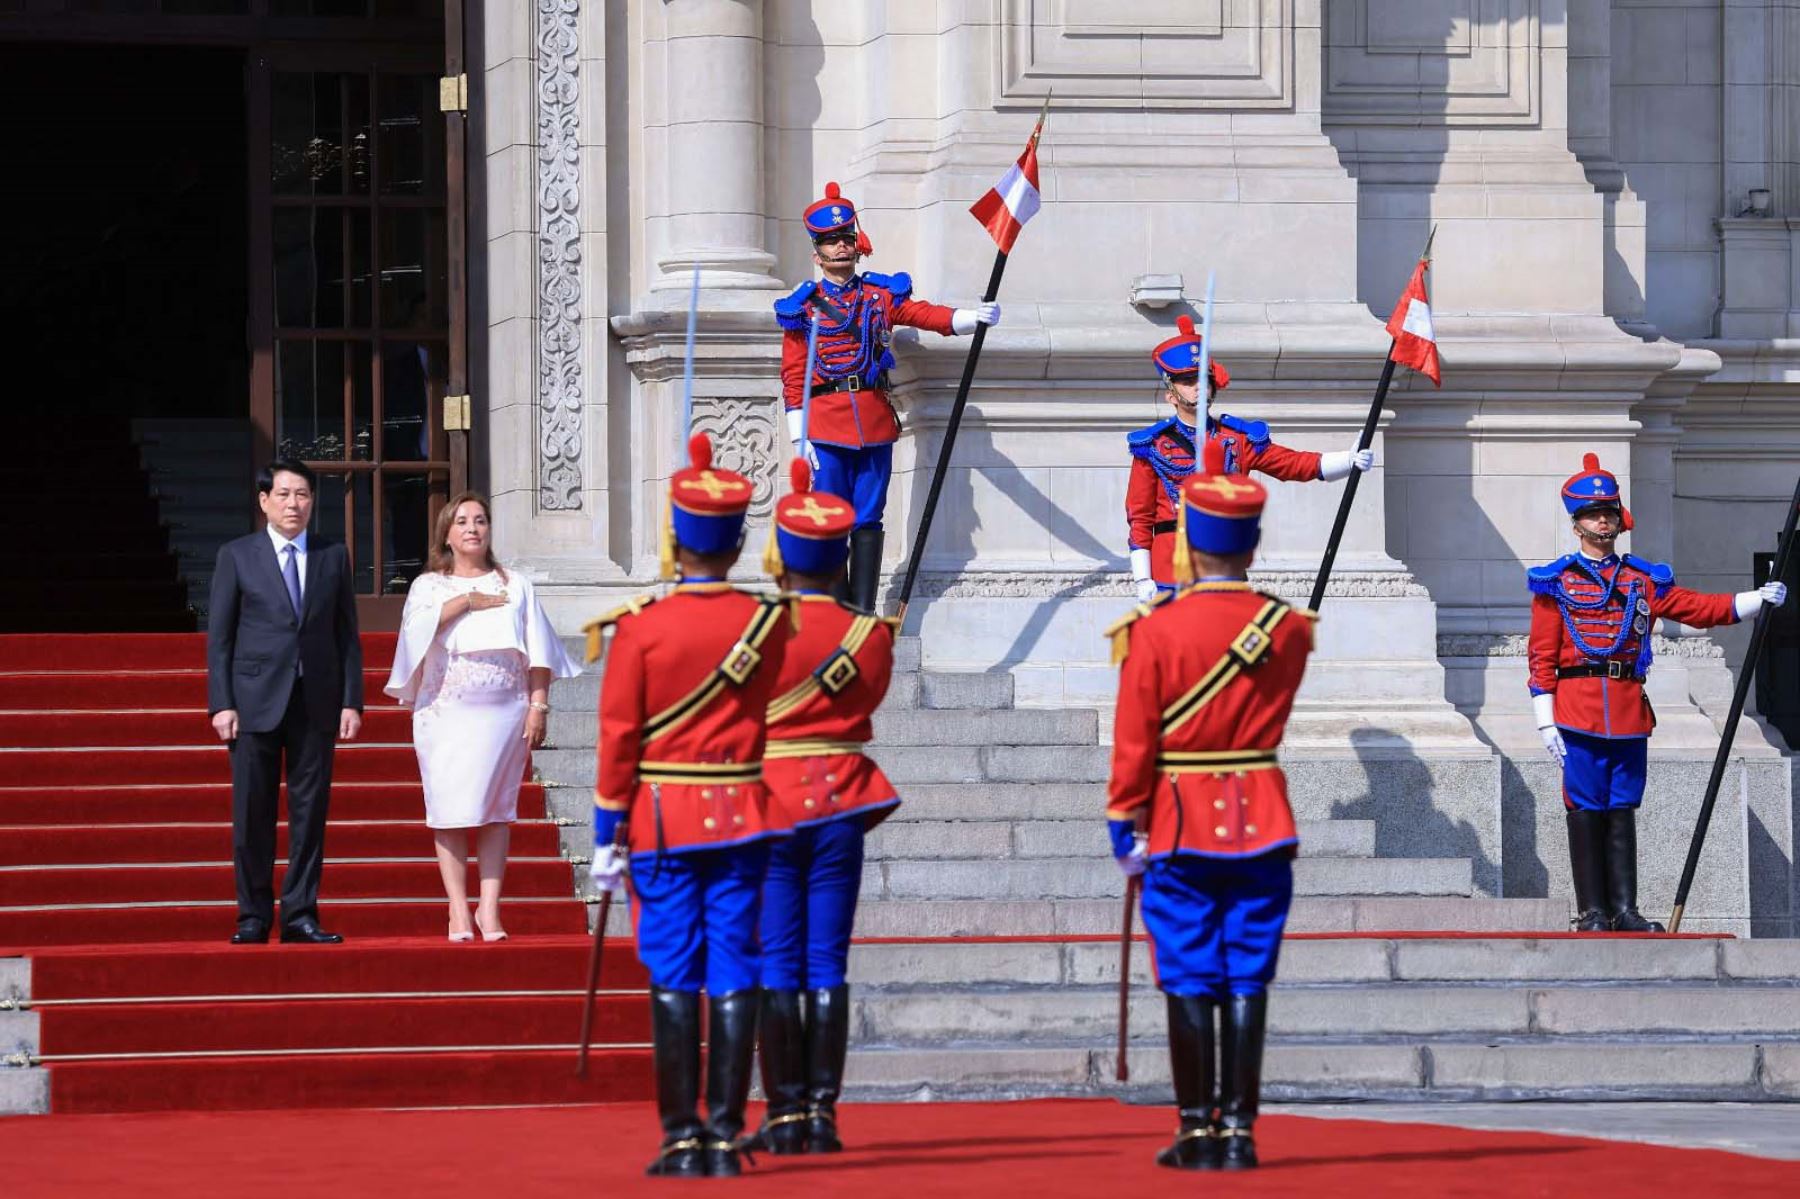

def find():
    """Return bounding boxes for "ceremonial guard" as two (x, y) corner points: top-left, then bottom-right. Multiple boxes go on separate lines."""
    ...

(776, 180), (1002, 611)
(1105, 440), (1314, 1171)
(1125, 314), (1374, 602)
(585, 434), (792, 1178)
(752, 460), (900, 1155)
(1528, 453), (1787, 932)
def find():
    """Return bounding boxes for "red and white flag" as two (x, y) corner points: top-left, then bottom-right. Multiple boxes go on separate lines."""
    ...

(969, 123), (1043, 254)
(1385, 258), (1441, 386)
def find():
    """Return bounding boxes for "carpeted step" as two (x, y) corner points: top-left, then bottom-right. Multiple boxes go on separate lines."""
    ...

(0, 820), (566, 865)
(0, 857), (579, 906)
(0, 745), (419, 785)
(2, 707), (417, 747)
(0, 669), (403, 710)
(0, 782), (546, 825)
(0, 633), (398, 673)
(23, 935), (640, 1000)
(44, 1046), (652, 1114)
(35, 993), (645, 1057)
(0, 897), (587, 946)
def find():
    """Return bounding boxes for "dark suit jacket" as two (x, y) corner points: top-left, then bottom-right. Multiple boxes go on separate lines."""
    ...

(207, 532), (364, 734)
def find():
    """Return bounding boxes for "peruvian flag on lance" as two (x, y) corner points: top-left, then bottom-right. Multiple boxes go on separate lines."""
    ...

(1385, 257), (1441, 386)
(969, 117), (1044, 253)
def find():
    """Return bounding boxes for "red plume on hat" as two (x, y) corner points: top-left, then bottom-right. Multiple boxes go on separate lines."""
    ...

(1201, 433), (1229, 476)
(789, 457), (811, 493)
(688, 432), (713, 471)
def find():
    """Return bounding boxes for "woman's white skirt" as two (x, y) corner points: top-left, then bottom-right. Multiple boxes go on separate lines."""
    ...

(412, 648), (530, 829)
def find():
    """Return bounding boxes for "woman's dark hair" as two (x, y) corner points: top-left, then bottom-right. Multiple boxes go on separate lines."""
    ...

(430, 491), (507, 581)
(258, 459), (318, 495)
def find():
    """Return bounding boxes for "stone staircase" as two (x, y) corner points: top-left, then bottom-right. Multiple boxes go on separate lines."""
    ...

(539, 635), (1564, 937)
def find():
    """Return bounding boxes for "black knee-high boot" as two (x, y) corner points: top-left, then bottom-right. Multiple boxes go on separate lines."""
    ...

(847, 529), (883, 614)
(1604, 808), (1665, 932)
(751, 988), (809, 1154)
(644, 988), (706, 1178)
(702, 989), (761, 1176)
(805, 984), (851, 1152)
(1218, 992), (1268, 1171)
(1566, 809), (1611, 932)
(1155, 993), (1220, 1170)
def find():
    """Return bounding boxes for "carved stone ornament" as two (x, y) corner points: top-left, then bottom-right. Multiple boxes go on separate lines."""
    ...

(537, 0), (583, 510)
(907, 570), (1430, 601)
(691, 398), (781, 522)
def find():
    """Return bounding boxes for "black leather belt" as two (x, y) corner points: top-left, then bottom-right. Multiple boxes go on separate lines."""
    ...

(812, 372), (891, 397)
(1558, 661), (1645, 683)
(1152, 520), (1177, 535)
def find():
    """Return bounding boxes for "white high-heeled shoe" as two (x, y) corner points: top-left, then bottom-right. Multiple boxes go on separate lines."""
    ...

(475, 913), (507, 943)
(448, 928), (475, 944)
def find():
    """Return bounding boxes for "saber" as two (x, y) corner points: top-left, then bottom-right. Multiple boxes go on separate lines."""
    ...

(1115, 873), (1141, 1082)
(799, 301), (822, 447)
(679, 264), (700, 452)
(575, 825), (630, 1077)
(1193, 271), (1215, 418)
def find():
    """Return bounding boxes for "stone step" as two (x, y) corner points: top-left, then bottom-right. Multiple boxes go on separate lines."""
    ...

(545, 705), (1087, 750)
(849, 984), (1800, 1045)
(534, 744), (1114, 789)
(554, 817), (1377, 862)
(840, 1040), (1797, 1103)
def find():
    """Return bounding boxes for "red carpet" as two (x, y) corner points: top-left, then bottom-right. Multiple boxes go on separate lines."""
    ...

(3, 1100), (1792, 1198)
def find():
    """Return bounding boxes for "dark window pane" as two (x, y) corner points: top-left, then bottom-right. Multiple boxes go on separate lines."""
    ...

(349, 210), (373, 328)
(382, 472), (433, 594)
(346, 72), (372, 196)
(379, 340), (439, 461)
(377, 75), (441, 196)
(274, 207), (346, 328)
(311, 472), (374, 594)
(378, 207), (447, 328)
(163, 0), (250, 12)
(374, 0), (437, 16)
(347, 342), (375, 460)
(276, 340), (347, 460)
(272, 72), (344, 196)
(274, 0), (369, 14)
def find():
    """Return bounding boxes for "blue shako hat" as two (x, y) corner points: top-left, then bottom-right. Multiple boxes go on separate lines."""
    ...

(1561, 452), (1633, 530)
(803, 181), (859, 240)
(1174, 437), (1265, 578)
(662, 433), (753, 578)
(764, 459), (854, 578)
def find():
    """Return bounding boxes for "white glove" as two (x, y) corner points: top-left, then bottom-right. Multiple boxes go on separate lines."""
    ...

(785, 408), (819, 470)
(1319, 446), (1376, 481)
(1129, 547), (1158, 605)
(950, 302), (1002, 336)
(1532, 693), (1566, 766)
(1736, 581), (1789, 619)
(588, 845), (628, 897)
(1117, 832), (1149, 878)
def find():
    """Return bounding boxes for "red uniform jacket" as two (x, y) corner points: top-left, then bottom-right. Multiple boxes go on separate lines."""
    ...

(776, 272), (956, 450)
(594, 583), (791, 854)
(1527, 553), (1736, 739)
(1106, 582), (1315, 858)
(1126, 416), (1322, 584)
(762, 594), (901, 831)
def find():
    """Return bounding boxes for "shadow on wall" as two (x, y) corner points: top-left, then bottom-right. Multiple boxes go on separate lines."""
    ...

(1329, 726), (1502, 895)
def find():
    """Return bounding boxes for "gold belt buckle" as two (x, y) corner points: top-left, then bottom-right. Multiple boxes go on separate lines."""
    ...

(720, 640), (762, 685)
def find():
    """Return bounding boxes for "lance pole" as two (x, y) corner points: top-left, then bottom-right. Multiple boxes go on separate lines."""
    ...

(1307, 227), (1435, 612)
(1669, 474), (1800, 932)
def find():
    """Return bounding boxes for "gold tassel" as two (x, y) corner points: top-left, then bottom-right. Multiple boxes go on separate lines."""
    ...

(583, 620), (604, 665)
(658, 497), (677, 581)
(762, 524), (784, 580)
(1172, 498), (1194, 584)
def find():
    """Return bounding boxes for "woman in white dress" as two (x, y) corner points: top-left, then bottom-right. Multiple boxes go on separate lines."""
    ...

(384, 492), (580, 941)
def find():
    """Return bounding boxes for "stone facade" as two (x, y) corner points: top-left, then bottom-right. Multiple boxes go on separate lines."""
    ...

(470, 1), (1800, 932)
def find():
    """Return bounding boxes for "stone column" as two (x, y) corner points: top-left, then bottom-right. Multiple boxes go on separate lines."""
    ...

(651, 0), (778, 290)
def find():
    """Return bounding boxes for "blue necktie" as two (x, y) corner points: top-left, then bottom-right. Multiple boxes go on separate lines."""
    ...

(282, 544), (303, 618)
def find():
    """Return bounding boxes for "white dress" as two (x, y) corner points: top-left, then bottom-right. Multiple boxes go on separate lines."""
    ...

(384, 570), (582, 829)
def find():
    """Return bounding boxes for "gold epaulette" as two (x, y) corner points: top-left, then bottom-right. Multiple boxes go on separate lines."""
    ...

(1103, 590), (1173, 666)
(583, 593), (658, 664)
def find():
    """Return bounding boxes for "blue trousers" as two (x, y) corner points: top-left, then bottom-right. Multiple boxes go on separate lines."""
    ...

(1561, 729), (1648, 811)
(757, 817), (866, 990)
(811, 443), (893, 531)
(1140, 852), (1294, 999)
(629, 842), (770, 994)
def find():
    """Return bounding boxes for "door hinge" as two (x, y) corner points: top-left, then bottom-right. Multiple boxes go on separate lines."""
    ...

(439, 73), (469, 113)
(443, 394), (473, 432)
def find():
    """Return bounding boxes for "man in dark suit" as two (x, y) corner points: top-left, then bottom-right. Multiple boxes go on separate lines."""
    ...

(207, 460), (364, 944)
